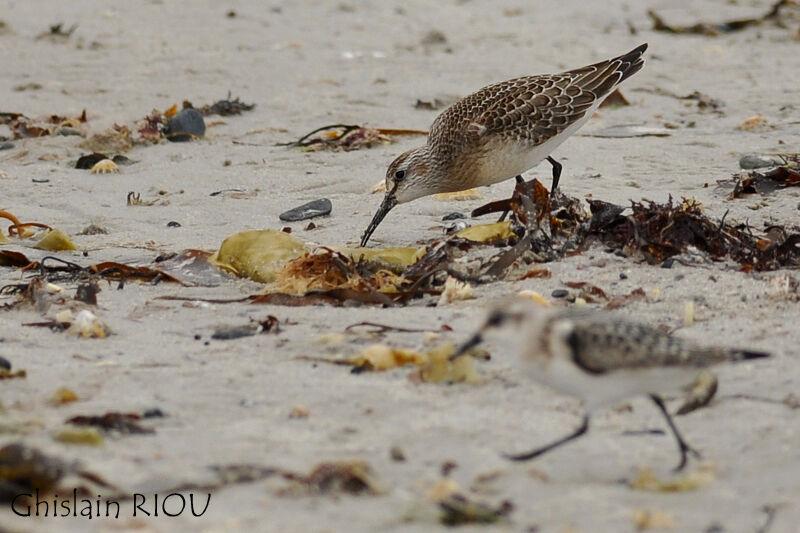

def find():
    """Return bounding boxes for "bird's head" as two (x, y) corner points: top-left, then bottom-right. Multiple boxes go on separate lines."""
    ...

(360, 146), (436, 246)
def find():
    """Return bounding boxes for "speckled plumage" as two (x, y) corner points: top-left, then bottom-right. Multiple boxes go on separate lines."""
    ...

(361, 44), (648, 246)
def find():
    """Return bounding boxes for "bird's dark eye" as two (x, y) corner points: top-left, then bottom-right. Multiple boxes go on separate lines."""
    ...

(486, 311), (504, 327)
(394, 170), (406, 181)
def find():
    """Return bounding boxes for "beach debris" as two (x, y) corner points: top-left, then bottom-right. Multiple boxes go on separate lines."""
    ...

(0, 109), (87, 139)
(0, 367), (26, 380)
(75, 152), (110, 169)
(53, 428), (105, 446)
(164, 108), (206, 141)
(676, 371), (718, 415)
(631, 508), (675, 531)
(79, 124), (134, 153)
(211, 315), (280, 340)
(517, 268), (551, 280)
(0, 443), (116, 502)
(278, 460), (381, 496)
(648, 0), (793, 36)
(728, 159), (800, 198)
(36, 22), (77, 41)
(0, 356), (10, 371)
(517, 290), (551, 307)
(49, 387), (79, 405)
(194, 93), (255, 116)
(739, 154), (784, 170)
(280, 124), (426, 151)
(33, 229), (77, 251)
(739, 115), (770, 132)
(289, 405), (309, 419)
(434, 188), (482, 201)
(438, 493), (514, 526)
(298, 342), (483, 383)
(436, 276), (474, 305)
(629, 464), (715, 492)
(599, 88), (630, 108)
(0, 444), (67, 500)
(454, 221), (515, 243)
(89, 159), (119, 174)
(210, 229), (308, 283)
(426, 478), (513, 526)
(64, 309), (110, 338)
(279, 198), (332, 222)
(66, 412), (155, 435)
(414, 96), (456, 110)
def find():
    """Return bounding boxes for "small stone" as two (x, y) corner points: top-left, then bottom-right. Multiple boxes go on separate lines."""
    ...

(442, 212), (465, 221)
(661, 258), (674, 269)
(739, 154), (783, 170)
(56, 126), (82, 137)
(304, 222), (316, 230)
(78, 224), (108, 235)
(166, 221), (181, 227)
(390, 445), (406, 462)
(164, 108), (206, 142)
(143, 408), (166, 418)
(0, 141), (15, 150)
(0, 356), (11, 371)
(619, 272), (628, 280)
(279, 198), (332, 222)
(551, 289), (569, 298)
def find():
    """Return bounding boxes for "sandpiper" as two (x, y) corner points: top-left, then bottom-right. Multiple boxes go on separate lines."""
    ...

(453, 300), (769, 471)
(360, 44), (648, 246)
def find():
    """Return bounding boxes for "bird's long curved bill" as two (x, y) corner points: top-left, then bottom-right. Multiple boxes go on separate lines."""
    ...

(360, 193), (397, 247)
(450, 332), (483, 361)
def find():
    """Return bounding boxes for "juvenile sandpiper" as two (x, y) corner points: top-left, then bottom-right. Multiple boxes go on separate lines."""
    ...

(360, 43), (648, 247)
(453, 300), (769, 471)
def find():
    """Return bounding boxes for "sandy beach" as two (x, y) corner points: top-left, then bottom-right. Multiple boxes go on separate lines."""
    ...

(2, 1), (800, 531)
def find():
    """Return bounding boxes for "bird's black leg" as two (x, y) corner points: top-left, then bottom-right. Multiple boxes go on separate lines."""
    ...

(503, 414), (590, 462)
(497, 175), (526, 222)
(649, 394), (702, 472)
(546, 156), (562, 196)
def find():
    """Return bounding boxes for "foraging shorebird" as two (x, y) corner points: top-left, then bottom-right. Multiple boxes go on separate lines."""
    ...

(360, 44), (648, 246)
(453, 301), (769, 470)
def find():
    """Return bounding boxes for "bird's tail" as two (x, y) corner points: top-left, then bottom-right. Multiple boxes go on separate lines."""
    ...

(567, 43), (648, 97)
(613, 43), (648, 84)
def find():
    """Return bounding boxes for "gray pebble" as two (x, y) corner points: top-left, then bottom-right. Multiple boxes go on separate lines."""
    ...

(0, 141), (14, 151)
(56, 126), (83, 136)
(0, 356), (10, 371)
(164, 108), (206, 142)
(551, 289), (569, 298)
(442, 212), (465, 221)
(279, 198), (332, 222)
(739, 154), (783, 170)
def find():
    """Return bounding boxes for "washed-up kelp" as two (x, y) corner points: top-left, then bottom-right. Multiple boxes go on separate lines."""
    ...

(280, 124), (427, 151)
(0, 443), (116, 502)
(0, 109), (87, 139)
(728, 155), (800, 198)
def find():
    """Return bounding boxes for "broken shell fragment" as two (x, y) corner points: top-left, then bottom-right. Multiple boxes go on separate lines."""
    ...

(89, 159), (119, 174)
